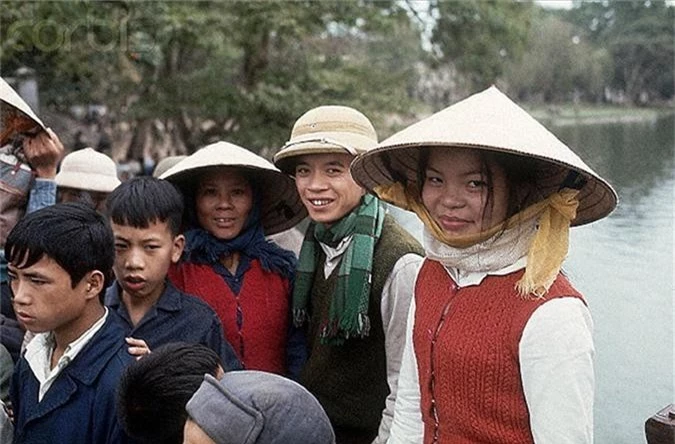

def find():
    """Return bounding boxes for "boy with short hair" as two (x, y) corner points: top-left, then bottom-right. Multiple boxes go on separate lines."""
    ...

(105, 176), (240, 370)
(6, 202), (133, 443)
(116, 342), (224, 444)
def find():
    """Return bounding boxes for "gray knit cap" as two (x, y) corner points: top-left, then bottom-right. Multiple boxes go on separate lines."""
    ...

(185, 371), (335, 444)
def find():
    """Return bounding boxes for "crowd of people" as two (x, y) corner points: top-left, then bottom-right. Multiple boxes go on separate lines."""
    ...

(0, 76), (617, 444)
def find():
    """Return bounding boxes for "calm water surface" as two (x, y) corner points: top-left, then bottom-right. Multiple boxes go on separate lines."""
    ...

(390, 114), (674, 444)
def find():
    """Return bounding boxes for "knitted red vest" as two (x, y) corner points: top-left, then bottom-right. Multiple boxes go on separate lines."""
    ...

(169, 259), (290, 374)
(413, 259), (583, 444)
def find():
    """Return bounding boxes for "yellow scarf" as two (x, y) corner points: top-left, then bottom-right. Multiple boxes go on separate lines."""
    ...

(374, 182), (579, 298)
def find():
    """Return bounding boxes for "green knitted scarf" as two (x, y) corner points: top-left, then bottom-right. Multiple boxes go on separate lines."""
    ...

(293, 194), (385, 345)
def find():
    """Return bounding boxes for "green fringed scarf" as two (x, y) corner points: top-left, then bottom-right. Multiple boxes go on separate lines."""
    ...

(293, 194), (385, 345)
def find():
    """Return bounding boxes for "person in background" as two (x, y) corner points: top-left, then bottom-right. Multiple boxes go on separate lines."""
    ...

(350, 86), (618, 444)
(0, 76), (65, 362)
(116, 342), (225, 444)
(55, 147), (121, 212)
(162, 142), (307, 378)
(104, 176), (240, 368)
(184, 370), (335, 444)
(273, 105), (424, 444)
(7, 203), (134, 443)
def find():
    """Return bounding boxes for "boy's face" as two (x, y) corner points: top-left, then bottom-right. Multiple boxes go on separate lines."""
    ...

(8, 255), (100, 338)
(294, 153), (365, 226)
(112, 220), (184, 303)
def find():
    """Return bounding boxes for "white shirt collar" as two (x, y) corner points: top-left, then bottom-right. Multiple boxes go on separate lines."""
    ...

(443, 256), (527, 288)
(318, 234), (353, 279)
(25, 308), (109, 402)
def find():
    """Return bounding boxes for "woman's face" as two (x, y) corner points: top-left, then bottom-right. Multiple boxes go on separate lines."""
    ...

(421, 148), (509, 237)
(195, 168), (253, 240)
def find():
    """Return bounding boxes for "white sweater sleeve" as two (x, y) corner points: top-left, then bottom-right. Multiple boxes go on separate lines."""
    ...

(386, 295), (424, 444)
(520, 297), (595, 444)
(374, 253), (423, 444)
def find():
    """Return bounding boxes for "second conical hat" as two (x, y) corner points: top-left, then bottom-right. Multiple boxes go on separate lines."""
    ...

(351, 86), (617, 226)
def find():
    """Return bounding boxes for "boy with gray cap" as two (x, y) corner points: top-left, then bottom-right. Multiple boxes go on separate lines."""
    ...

(184, 371), (335, 444)
(273, 106), (423, 443)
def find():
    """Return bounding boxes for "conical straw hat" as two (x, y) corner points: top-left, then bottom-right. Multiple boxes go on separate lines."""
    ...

(160, 141), (307, 235)
(0, 76), (45, 145)
(351, 86), (617, 226)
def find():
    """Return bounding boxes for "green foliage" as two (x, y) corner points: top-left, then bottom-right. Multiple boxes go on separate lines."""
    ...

(506, 13), (611, 103)
(1, 0), (424, 156)
(430, 0), (535, 89)
(563, 0), (674, 102)
(1, 0), (671, 160)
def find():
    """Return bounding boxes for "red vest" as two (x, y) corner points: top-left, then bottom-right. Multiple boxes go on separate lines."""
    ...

(169, 259), (290, 374)
(413, 259), (583, 444)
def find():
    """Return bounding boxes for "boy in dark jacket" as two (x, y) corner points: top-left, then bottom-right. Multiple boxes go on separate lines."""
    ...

(7, 203), (133, 443)
(105, 177), (240, 370)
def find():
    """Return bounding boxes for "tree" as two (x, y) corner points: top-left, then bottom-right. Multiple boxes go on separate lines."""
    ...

(429, 0), (535, 90)
(1, 1), (425, 159)
(505, 14), (611, 103)
(564, 0), (674, 103)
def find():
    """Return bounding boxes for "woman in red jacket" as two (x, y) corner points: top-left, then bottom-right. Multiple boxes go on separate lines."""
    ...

(351, 86), (617, 444)
(161, 141), (306, 376)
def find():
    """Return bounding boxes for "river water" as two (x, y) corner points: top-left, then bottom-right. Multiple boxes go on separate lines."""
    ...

(389, 113), (674, 443)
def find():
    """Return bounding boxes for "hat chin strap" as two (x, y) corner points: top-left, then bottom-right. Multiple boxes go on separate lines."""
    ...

(375, 182), (579, 298)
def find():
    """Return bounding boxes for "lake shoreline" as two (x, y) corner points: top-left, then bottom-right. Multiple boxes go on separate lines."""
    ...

(525, 104), (674, 127)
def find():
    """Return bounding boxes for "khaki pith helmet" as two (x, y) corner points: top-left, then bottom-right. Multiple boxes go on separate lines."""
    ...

(274, 105), (378, 175)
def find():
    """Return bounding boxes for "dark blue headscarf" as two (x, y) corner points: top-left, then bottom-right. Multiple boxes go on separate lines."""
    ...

(182, 189), (296, 282)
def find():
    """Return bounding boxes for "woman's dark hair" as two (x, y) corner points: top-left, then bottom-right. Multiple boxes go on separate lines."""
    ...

(116, 342), (222, 444)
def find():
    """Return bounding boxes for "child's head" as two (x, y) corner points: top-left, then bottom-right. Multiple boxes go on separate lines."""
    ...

(6, 203), (114, 332)
(184, 371), (335, 444)
(117, 342), (223, 444)
(106, 177), (185, 302)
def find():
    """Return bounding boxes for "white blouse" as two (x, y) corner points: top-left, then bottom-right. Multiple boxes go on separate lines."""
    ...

(387, 262), (594, 444)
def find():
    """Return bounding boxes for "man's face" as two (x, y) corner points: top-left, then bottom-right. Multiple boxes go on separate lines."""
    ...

(112, 220), (184, 303)
(8, 255), (98, 341)
(293, 153), (365, 226)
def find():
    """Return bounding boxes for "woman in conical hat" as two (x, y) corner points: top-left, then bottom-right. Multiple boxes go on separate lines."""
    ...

(351, 86), (617, 444)
(161, 141), (307, 376)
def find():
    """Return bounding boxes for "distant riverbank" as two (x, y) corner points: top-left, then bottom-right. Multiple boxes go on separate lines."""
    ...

(525, 104), (674, 126)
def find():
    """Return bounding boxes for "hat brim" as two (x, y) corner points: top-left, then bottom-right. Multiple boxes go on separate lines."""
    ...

(55, 172), (121, 193)
(0, 77), (45, 143)
(161, 141), (307, 235)
(274, 132), (377, 175)
(350, 86), (617, 226)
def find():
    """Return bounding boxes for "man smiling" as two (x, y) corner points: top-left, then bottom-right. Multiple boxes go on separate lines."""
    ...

(274, 106), (424, 444)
